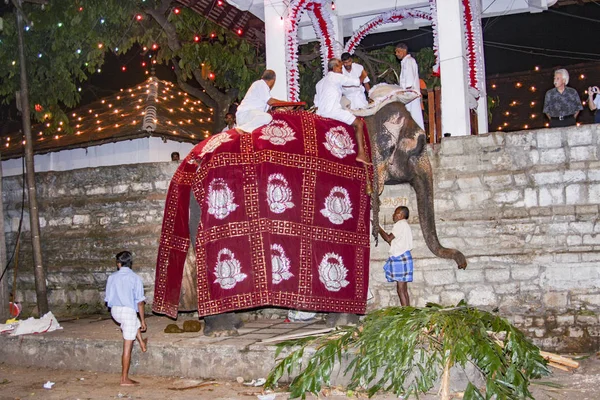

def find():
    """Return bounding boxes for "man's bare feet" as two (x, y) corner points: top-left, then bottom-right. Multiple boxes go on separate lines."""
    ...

(120, 378), (140, 386)
(139, 338), (148, 353)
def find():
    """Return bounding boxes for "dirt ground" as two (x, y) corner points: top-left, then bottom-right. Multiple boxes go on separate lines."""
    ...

(1, 354), (600, 400)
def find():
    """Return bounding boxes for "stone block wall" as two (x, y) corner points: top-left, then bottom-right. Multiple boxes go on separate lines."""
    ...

(2, 124), (599, 351)
(2, 163), (177, 316)
(370, 124), (600, 352)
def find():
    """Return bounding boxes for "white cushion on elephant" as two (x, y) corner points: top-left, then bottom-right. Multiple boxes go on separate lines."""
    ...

(349, 83), (420, 117)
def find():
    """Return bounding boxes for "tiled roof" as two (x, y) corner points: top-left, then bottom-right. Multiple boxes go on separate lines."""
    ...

(1, 77), (213, 160)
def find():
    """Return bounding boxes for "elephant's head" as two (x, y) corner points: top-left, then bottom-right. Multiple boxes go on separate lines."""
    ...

(364, 101), (467, 270)
(364, 102), (426, 191)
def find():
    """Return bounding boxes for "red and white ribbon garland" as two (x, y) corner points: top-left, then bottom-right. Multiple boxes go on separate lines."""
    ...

(283, 0), (483, 103)
(343, 9), (432, 55)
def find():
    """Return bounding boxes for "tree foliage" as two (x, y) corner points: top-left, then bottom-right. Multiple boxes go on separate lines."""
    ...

(265, 302), (551, 399)
(0, 0), (142, 131)
(0, 0), (263, 133)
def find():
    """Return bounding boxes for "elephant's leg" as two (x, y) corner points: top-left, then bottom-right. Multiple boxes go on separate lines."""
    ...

(410, 155), (467, 269)
(325, 313), (360, 327)
(191, 194), (245, 336)
(203, 313), (243, 337)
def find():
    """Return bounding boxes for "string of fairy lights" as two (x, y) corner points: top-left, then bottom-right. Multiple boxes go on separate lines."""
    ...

(3, 77), (215, 153)
(489, 65), (595, 132)
(2, 0), (253, 153)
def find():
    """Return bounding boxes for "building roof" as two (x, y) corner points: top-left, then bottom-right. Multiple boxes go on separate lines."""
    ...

(1, 77), (213, 160)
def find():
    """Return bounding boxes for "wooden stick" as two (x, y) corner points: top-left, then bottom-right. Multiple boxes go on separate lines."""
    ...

(548, 361), (571, 372)
(540, 351), (579, 369)
(261, 327), (336, 344)
(440, 354), (452, 400)
(491, 335), (579, 369)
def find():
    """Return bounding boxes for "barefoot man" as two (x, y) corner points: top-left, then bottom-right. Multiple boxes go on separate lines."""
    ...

(235, 69), (285, 133)
(315, 58), (370, 164)
(105, 251), (148, 386)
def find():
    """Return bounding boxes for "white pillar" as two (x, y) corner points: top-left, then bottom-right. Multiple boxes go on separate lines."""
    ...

(436, 0), (470, 136)
(264, 0), (288, 100)
(474, 0), (488, 134)
(330, 12), (344, 58)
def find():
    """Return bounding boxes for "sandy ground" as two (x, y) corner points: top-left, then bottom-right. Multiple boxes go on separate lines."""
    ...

(1, 354), (599, 400)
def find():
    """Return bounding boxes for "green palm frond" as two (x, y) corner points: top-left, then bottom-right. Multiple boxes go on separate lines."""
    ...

(266, 301), (551, 399)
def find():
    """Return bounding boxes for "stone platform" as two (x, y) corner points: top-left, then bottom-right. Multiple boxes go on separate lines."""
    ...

(0, 314), (327, 381)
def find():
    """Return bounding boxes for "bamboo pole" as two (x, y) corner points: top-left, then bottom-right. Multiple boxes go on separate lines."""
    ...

(15, 0), (49, 315)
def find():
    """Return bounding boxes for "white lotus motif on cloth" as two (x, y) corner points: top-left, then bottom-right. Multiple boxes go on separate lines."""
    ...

(318, 252), (349, 292)
(207, 178), (238, 220)
(214, 248), (247, 290)
(259, 120), (296, 145)
(199, 132), (233, 158)
(267, 173), (295, 214)
(320, 186), (353, 225)
(324, 126), (356, 159)
(271, 244), (294, 284)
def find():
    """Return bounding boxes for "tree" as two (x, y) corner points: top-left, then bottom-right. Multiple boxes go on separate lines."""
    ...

(133, 1), (263, 129)
(0, 0), (263, 133)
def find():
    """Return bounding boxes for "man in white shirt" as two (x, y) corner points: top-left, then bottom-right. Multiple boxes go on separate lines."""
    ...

(235, 70), (284, 133)
(314, 58), (370, 165)
(221, 112), (237, 132)
(341, 52), (371, 110)
(395, 43), (425, 130)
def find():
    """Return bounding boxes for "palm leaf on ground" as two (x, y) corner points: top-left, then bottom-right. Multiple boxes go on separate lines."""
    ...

(265, 301), (551, 399)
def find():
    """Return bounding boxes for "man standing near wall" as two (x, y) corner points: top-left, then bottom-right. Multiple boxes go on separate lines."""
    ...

(395, 43), (425, 130)
(543, 69), (582, 128)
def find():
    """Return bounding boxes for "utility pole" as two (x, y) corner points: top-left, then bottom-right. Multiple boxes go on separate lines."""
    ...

(13, 0), (49, 315)
(0, 158), (8, 321)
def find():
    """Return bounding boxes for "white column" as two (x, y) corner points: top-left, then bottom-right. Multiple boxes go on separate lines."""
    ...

(474, 0), (488, 134)
(436, 0), (470, 136)
(264, 0), (288, 100)
(330, 11), (344, 58)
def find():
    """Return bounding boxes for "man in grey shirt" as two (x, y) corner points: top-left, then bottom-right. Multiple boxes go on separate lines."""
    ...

(543, 69), (582, 128)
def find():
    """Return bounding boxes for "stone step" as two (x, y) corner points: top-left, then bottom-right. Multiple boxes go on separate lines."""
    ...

(0, 315), (326, 381)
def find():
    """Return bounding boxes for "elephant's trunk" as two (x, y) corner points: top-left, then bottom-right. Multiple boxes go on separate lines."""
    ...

(410, 155), (467, 269)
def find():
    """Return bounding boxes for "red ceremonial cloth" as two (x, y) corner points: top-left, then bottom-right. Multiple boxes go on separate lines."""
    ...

(153, 110), (372, 318)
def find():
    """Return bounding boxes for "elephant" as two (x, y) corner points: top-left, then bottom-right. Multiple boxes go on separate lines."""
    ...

(154, 109), (372, 336)
(363, 101), (467, 269)
(153, 101), (466, 337)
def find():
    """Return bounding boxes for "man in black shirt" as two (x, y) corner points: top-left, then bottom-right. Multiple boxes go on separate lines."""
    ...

(543, 69), (582, 128)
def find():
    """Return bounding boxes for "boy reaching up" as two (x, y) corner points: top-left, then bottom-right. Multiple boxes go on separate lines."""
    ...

(378, 206), (414, 306)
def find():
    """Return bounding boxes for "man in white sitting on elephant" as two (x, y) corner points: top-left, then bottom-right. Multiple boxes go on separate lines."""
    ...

(341, 52), (371, 110)
(395, 42), (425, 130)
(315, 58), (370, 165)
(235, 70), (285, 133)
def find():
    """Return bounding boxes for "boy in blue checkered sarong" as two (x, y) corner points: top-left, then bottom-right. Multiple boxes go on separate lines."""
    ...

(378, 206), (414, 306)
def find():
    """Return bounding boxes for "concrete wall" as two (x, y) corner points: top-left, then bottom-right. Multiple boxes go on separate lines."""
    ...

(2, 124), (599, 351)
